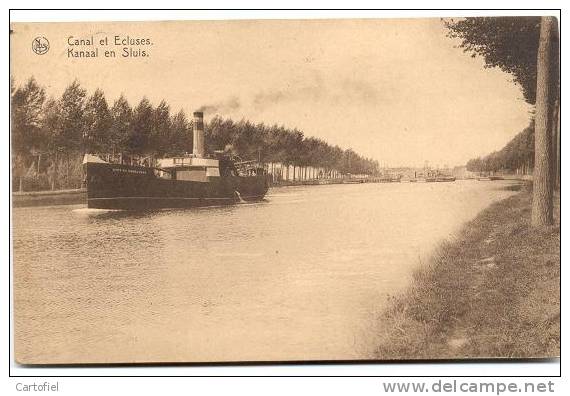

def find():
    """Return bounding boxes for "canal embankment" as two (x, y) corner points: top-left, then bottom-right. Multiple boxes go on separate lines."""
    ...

(12, 188), (87, 208)
(375, 184), (560, 359)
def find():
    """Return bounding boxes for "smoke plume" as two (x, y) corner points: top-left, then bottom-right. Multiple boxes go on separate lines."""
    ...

(197, 96), (241, 114)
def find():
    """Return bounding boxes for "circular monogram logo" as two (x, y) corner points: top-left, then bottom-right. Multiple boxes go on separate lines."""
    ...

(32, 37), (49, 55)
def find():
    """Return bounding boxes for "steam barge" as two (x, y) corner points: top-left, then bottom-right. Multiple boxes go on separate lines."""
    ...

(84, 111), (269, 210)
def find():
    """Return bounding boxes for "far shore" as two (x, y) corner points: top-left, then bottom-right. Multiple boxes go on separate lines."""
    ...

(374, 183), (560, 359)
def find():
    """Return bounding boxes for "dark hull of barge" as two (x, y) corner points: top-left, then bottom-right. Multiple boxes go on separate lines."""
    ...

(85, 162), (269, 210)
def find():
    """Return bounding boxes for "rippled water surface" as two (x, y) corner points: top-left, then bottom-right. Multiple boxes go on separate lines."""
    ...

(13, 180), (517, 363)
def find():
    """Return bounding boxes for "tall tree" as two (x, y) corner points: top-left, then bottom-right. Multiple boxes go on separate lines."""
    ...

(129, 97), (153, 155)
(11, 77), (46, 157)
(57, 80), (87, 153)
(531, 16), (556, 226)
(169, 109), (190, 155)
(151, 100), (171, 155)
(42, 98), (62, 153)
(109, 95), (133, 155)
(83, 89), (112, 153)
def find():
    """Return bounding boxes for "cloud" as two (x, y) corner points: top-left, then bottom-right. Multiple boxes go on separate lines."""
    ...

(251, 73), (382, 111)
(338, 78), (380, 102)
(252, 73), (325, 110)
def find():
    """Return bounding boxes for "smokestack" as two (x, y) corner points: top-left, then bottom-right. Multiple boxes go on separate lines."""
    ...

(192, 111), (204, 157)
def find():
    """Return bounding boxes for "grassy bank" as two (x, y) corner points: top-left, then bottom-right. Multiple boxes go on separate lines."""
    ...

(375, 185), (560, 359)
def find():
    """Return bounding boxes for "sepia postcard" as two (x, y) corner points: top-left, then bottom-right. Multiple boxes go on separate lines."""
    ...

(10, 15), (560, 365)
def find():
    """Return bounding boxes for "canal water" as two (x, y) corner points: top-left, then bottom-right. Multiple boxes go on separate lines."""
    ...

(13, 180), (518, 364)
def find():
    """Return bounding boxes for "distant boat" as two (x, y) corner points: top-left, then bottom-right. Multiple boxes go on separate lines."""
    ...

(412, 173), (454, 183)
(435, 176), (456, 182)
(375, 176), (397, 183)
(477, 175), (504, 181)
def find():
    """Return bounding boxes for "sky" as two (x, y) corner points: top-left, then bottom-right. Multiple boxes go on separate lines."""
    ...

(10, 18), (533, 167)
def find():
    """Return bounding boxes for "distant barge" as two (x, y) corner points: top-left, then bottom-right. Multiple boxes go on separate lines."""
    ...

(409, 176), (456, 183)
(84, 112), (269, 210)
(478, 176), (505, 181)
